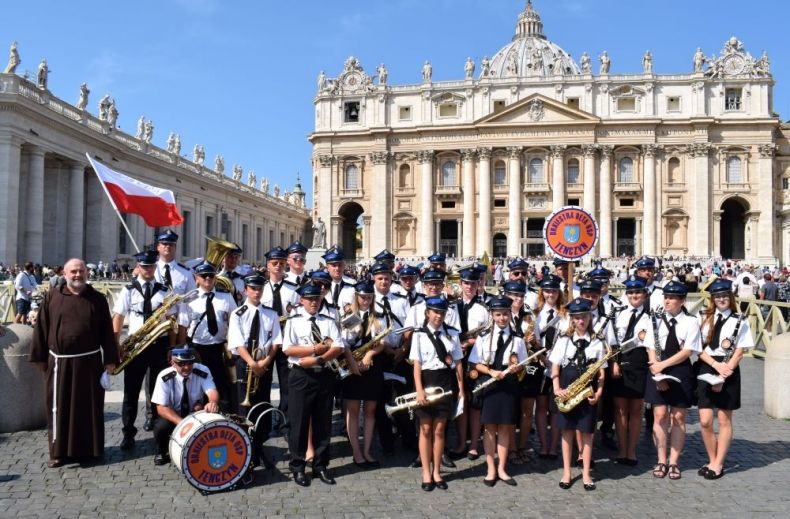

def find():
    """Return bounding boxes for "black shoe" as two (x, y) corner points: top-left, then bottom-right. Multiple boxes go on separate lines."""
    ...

(698, 465), (710, 477)
(294, 471), (310, 487)
(584, 481), (596, 491)
(500, 477), (517, 487)
(434, 479), (448, 490)
(313, 469), (336, 485)
(409, 457), (422, 469)
(142, 417), (154, 432)
(153, 454), (170, 466)
(704, 468), (724, 480)
(421, 481), (435, 491)
(601, 433), (617, 451)
(447, 449), (466, 460)
(467, 450), (481, 461)
(440, 453), (456, 468)
(363, 459), (381, 468)
(119, 436), (135, 451)
(558, 480), (571, 490)
(483, 477), (497, 487)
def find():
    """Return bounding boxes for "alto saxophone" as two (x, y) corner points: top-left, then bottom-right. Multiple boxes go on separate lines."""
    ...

(555, 345), (618, 413)
(337, 324), (393, 370)
(113, 289), (199, 375)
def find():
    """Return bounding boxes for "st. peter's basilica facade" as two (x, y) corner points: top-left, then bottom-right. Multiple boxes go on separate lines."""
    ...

(310, 1), (790, 265)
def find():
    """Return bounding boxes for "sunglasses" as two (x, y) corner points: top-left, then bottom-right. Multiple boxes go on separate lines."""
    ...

(511, 271), (527, 277)
(291, 256), (306, 262)
(198, 273), (216, 279)
(174, 360), (194, 367)
(268, 260), (286, 266)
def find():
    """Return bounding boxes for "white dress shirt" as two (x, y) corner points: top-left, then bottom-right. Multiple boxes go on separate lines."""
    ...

(227, 299), (282, 356)
(282, 307), (343, 366)
(112, 277), (170, 334)
(469, 326), (527, 366)
(549, 332), (607, 369)
(699, 309), (754, 356)
(409, 323), (463, 371)
(177, 288), (236, 344)
(152, 363), (216, 410)
(155, 259), (196, 295)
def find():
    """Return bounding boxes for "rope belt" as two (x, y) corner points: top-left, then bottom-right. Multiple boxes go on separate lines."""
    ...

(48, 348), (101, 443)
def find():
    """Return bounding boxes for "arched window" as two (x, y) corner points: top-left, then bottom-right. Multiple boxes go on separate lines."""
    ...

(344, 164), (359, 190)
(727, 156), (742, 183)
(667, 157), (680, 184)
(618, 157), (633, 183)
(494, 160), (507, 186)
(399, 164), (412, 187)
(528, 158), (544, 184)
(567, 158), (580, 184)
(441, 161), (457, 186)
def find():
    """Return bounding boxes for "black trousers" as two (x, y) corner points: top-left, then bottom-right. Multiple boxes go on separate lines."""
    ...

(274, 350), (290, 432)
(376, 358), (417, 450)
(192, 342), (231, 408)
(153, 417), (177, 456)
(600, 365), (615, 435)
(287, 367), (336, 473)
(236, 358), (274, 459)
(122, 338), (168, 437)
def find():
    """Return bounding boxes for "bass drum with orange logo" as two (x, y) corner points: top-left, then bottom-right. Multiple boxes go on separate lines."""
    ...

(169, 411), (252, 493)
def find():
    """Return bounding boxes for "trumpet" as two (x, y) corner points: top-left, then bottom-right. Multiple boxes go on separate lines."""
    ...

(385, 386), (451, 417)
(240, 343), (265, 408)
(299, 335), (351, 380)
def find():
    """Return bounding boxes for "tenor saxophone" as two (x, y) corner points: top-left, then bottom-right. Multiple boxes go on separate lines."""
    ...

(554, 345), (618, 413)
(113, 289), (199, 375)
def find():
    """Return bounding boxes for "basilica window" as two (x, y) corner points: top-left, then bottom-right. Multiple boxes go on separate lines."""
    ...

(528, 158), (544, 184)
(439, 103), (458, 117)
(399, 106), (412, 121)
(616, 97), (636, 112)
(494, 199), (507, 208)
(344, 101), (360, 123)
(667, 96), (681, 112)
(441, 161), (457, 186)
(494, 160), (507, 186)
(567, 158), (580, 184)
(726, 156), (742, 183)
(725, 89), (742, 111)
(617, 157), (634, 183)
(344, 164), (360, 190)
(398, 164), (412, 187)
(493, 100), (506, 113)
(566, 98), (580, 110)
(667, 157), (681, 184)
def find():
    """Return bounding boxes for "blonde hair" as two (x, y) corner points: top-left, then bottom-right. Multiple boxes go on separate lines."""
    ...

(352, 293), (384, 335)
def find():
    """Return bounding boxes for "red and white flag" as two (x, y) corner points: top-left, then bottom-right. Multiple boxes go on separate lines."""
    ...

(86, 153), (184, 227)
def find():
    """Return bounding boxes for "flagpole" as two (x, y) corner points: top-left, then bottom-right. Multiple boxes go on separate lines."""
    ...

(85, 152), (141, 253)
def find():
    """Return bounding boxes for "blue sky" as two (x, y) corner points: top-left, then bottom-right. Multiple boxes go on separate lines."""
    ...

(5, 0), (787, 205)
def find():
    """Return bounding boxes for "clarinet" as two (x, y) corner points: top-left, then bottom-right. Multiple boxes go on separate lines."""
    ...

(649, 307), (666, 362)
(720, 312), (745, 363)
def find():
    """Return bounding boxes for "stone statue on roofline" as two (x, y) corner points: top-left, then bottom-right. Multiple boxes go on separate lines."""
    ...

(36, 59), (48, 89)
(107, 99), (118, 128)
(599, 51), (611, 74)
(464, 57), (475, 80)
(214, 155), (224, 175)
(98, 94), (111, 121)
(4, 41), (20, 74)
(76, 83), (90, 111)
(136, 116), (145, 139)
(143, 120), (154, 143)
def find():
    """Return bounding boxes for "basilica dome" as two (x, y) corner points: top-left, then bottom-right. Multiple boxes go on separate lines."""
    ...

(485, 1), (581, 79)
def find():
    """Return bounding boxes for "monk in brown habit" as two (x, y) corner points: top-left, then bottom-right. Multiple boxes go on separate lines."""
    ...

(30, 258), (118, 467)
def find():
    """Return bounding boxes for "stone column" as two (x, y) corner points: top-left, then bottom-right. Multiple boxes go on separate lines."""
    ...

(551, 145), (567, 209)
(418, 150), (434, 256)
(477, 148), (492, 256)
(330, 216), (343, 251)
(613, 216), (619, 256)
(582, 144), (597, 214)
(369, 151), (391, 253)
(642, 144), (657, 255)
(507, 147), (522, 257)
(456, 219), (463, 258)
(362, 215), (372, 260)
(461, 148), (476, 257)
(67, 161), (86, 259)
(599, 146), (613, 256)
(317, 154), (334, 244)
(690, 143), (712, 256)
(434, 219), (441, 252)
(757, 144), (776, 262)
(23, 147), (46, 263)
(0, 134), (22, 265)
(635, 217), (643, 257)
(712, 211), (723, 257)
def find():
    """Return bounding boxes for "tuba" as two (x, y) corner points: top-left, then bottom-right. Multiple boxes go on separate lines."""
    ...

(204, 235), (238, 294)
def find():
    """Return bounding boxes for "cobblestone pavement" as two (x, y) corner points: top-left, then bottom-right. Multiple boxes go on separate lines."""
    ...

(1, 357), (788, 518)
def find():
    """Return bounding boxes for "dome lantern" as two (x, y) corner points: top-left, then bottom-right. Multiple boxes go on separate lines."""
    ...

(515, 0), (545, 40)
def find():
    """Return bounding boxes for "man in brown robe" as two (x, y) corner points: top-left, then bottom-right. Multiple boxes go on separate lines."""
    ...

(30, 258), (118, 467)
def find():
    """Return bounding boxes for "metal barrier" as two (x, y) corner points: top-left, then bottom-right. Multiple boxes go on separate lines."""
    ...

(1, 281), (124, 323)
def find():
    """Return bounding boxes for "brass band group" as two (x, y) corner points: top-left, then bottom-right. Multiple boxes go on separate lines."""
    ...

(30, 229), (752, 492)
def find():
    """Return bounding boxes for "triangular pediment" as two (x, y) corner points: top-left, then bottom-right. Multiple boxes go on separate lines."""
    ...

(476, 93), (599, 126)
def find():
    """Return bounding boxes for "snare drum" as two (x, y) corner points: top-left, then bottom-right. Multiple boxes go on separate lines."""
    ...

(169, 411), (252, 493)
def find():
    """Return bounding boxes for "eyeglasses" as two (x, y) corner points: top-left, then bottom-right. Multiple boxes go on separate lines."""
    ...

(174, 360), (194, 367)
(198, 273), (215, 279)
(291, 256), (306, 262)
(510, 271), (527, 277)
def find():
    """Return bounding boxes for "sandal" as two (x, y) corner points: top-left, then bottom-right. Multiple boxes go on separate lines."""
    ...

(652, 462), (669, 478)
(668, 464), (681, 480)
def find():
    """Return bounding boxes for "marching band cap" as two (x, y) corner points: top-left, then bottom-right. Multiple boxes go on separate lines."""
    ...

(588, 266), (612, 281)
(578, 279), (603, 294)
(428, 252), (447, 264)
(156, 229), (178, 243)
(707, 278), (733, 295)
(488, 296), (513, 311)
(228, 242), (242, 254)
(171, 346), (197, 362)
(508, 258), (529, 271)
(310, 270), (332, 285)
(355, 280), (374, 294)
(459, 267), (481, 282)
(374, 249), (396, 262)
(553, 258), (570, 266)
(425, 296), (449, 312)
(422, 267), (446, 282)
(194, 262), (216, 275)
(298, 283), (323, 298)
(624, 275), (647, 292)
(286, 241), (308, 255)
(473, 263), (489, 275)
(265, 246), (288, 260)
(399, 265), (420, 277)
(369, 262), (392, 276)
(539, 275), (562, 290)
(134, 250), (158, 265)
(503, 280), (527, 295)
(634, 256), (657, 269)
(566, 297), (593, 314)
(322, 246), (345, 263)
(662, 280), (688, 297)
(243, 273), (266, 287)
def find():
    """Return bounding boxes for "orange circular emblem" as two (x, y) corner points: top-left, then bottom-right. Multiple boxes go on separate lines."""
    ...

(543, 206), (599, 260)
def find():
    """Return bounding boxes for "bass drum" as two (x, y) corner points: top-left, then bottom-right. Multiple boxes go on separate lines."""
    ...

(169, 411), (252, 493)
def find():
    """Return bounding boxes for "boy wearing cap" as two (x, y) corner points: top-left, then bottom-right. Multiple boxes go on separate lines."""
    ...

(153, 229), (196, 295)
(219, 243), (245, 302)
(285, 241), (309, 287)
(323, 247), (356, 311)
(112, 250), (172, 451)
(150, 347), (220, 465)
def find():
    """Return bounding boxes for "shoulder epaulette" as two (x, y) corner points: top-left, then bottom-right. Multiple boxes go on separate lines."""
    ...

(153, 282), (168, 293)
(125, 283), (136, 290)
(282, 279), (297, 288)
(235, 305), (248, 316)
(161, 371), (176, 382)
(390, 292), (406, 299)
(177, 262), (189, 270)
(443, 323), (460, 333)
(215, 285), (230, 293)
(260, 303), (275, 312)
(192, 367), (209, 378)
(323, 301), (338, 309)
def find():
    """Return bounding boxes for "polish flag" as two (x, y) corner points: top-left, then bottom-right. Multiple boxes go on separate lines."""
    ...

(86, 153), (184, 227)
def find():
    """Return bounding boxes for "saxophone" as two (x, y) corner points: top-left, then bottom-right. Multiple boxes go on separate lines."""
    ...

(336, 324), (394, 370)
(113, 289), (199, 375)
(555, 345), (618, 413)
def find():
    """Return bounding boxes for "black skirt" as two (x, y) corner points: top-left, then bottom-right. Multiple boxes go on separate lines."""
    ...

(481, 375), (520, 425)
(519, 364), (543, 398)
(697, 356), (741, 410)
(342, 363), (383, 401)
(610, 348), (649, 399)
(414, 368), (454, 421)
(644, 359), (694, 408)
(555, 364), (596, 433)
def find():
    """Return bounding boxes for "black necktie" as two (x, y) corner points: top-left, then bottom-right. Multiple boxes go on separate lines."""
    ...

(573, 338), (589, 369)
(624, 308), (639, 340)
(430, 330), (450, 366)
(360, 311), (370, 341)
(332, 283), (340, 305)
(180, 377), (190, 418)
(711, 314), (725, 350)
(248, 308), (260, 350)
(409, 292), (417, 306)
(544, 309), (556, 345)
(380, 298), (392, 326)
(493, 330), (508, 369)
(205, 292), (218, 336)
(271, 283), (283, 315)
(164, 264), (172, 290)
(295, 276), (302, 286)
(142, 282), (153, 319)
(458, 300), (471, 334)
(310, 316), (322, 343)
(663, 317), (679, 359)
